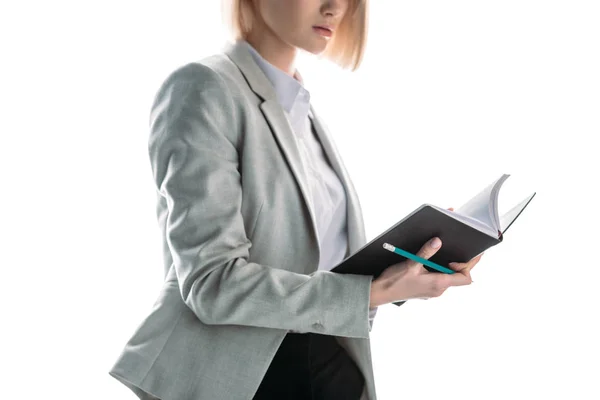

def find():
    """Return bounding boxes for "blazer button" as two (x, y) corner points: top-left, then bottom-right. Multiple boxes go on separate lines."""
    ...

(312, 322), (324, 331)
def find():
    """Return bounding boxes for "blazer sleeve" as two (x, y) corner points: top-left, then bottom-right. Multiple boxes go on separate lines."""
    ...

(148, 63), (374, 339)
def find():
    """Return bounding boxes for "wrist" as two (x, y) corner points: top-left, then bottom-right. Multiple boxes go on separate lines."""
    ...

(369, 279), (388, 308)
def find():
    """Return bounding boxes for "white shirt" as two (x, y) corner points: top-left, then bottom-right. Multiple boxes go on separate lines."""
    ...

(242, 40), (377, 332)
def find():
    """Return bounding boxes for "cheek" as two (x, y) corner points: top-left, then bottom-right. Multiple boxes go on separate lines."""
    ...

(262, 0), (308, 37)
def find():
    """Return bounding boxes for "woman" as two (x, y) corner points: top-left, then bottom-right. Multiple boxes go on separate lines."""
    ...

(108, 0), (482, 399)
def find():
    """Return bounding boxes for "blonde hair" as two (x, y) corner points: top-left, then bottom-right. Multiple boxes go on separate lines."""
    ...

(221, 0), (369, 71)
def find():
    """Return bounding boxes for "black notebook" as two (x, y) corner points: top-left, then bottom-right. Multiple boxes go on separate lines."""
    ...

(331, 174), (536, 306)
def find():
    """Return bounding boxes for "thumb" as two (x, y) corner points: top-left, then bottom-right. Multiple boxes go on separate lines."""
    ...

(412, 237), (443, 267)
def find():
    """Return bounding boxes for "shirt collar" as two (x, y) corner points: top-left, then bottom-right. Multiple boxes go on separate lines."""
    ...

(241, 40), (311, 118)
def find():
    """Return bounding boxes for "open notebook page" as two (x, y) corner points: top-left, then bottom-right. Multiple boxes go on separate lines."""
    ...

(455, 174), (510, 232)
(428, 204), (499, 238)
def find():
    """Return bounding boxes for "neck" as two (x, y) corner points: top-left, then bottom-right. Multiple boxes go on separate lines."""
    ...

(245, 26), (298, 78)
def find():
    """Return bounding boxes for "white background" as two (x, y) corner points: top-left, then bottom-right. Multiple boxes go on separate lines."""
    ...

(2, 0), (599, 399)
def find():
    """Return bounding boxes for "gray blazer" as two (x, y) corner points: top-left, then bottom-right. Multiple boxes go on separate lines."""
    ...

(108, 39), (378, 400)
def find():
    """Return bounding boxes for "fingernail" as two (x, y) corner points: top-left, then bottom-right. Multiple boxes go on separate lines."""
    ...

(430, 238), (441, 248)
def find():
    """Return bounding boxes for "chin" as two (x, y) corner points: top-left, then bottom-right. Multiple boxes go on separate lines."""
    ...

(298, 39), (329, 55)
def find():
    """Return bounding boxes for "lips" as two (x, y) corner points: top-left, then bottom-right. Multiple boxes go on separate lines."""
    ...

(313, 25), (333, 33)
(313, 25), (333, 38)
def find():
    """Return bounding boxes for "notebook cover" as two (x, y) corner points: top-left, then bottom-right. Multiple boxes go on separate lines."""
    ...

(331, 204), (502, 306)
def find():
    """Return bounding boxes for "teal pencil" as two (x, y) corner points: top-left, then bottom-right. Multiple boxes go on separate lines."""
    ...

(382, 243), (455, 274)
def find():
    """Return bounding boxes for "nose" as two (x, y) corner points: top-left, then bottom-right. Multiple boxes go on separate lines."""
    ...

(321, 0), (348, 18)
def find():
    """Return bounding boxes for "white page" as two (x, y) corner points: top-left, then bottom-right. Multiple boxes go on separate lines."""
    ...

(500, 192), (536, 234)
(428, 204), (499, 237)
(455, 174), (509, 232)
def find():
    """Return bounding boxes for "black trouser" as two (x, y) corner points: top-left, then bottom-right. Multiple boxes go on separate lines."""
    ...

(252, 332), (365, 400)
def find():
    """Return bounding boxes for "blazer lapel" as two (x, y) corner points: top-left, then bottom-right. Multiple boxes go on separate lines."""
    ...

(309, 106), (367, 256)
(222, 40), (321, 257)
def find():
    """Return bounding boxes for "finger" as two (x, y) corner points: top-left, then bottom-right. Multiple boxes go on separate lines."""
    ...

(448, 262), (473, 281)
(449, 253), (483, 271)
(446, 272), (473, 287)
(412, 237), (443, 268)
(465, 253), (484, 271)
(447, 261), (473, 281)
(424, 272), (471, 297)
(449, 253), (483, 281)
(448, 261), (470, 273)
(447, 207), (454, 211)
(470, 253), (483, 264)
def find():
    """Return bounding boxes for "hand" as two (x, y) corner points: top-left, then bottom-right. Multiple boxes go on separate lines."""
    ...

(369, 235), (484, 307)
